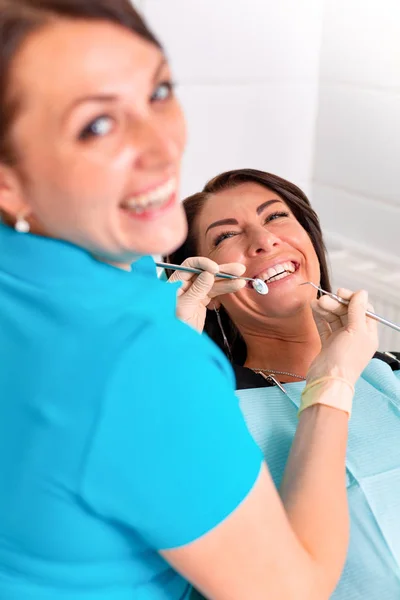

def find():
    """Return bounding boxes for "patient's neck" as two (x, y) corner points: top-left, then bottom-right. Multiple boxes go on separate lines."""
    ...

(241, 309), (321, 380)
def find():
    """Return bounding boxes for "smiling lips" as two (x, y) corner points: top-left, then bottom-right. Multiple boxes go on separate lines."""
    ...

(254, 261), (298, 283)
(121, 177), (176, 215)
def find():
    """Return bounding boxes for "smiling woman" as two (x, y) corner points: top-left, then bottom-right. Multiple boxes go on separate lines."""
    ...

(0, 3), (385, 600)
(0, 0), (187, 262)
(167, 168), (331, 364)
(167, 168), (400, 600)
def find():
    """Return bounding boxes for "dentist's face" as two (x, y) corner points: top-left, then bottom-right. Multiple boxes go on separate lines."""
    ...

(1, 19), (187, 266)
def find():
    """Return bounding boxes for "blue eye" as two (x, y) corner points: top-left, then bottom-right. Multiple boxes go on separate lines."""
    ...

(79, 116), (114, 140)
(151, 81), (175, 103)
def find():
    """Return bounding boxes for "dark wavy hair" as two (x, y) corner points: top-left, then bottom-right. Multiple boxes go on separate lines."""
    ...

(166, 169), (332, 365)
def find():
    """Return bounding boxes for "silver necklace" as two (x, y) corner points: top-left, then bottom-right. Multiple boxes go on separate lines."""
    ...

(255, 368), (305, 379)
(251, 368), (305, 395)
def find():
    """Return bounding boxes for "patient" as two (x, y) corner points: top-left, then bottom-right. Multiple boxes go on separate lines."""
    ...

(167, 169), (400, 599)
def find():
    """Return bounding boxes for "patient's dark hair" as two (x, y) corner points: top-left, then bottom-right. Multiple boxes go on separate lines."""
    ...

(167, 168), (332, 365)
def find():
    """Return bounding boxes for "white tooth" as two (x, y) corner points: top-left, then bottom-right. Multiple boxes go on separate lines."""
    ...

(149, 198), (163, 207)
(285, 261), (295, 273)
(124, 177), (175, 209)
(265, 265), (280, 280)
(149, 188), (162, 203)
(267, 263), (289, 279)
(269, 272), (286, 282)
(256, 261), (297, 283)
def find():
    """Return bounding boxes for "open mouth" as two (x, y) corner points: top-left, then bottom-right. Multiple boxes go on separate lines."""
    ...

(247, 261), (299, 289)
(120, 177), (177, 217)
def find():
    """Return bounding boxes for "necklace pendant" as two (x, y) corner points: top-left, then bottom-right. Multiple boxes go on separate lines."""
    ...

(256, 371), (288, 394)
(268, 374), (288, 394)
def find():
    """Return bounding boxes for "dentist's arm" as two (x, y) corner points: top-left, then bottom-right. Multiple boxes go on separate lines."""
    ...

(162, 290), (378, 600)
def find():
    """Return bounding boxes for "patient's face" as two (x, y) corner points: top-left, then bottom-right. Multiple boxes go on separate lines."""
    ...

(196, 182), (321, 322)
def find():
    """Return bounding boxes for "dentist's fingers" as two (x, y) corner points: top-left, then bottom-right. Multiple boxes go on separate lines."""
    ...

(208, 263), (247, 298)
(168, 257), (219, 286)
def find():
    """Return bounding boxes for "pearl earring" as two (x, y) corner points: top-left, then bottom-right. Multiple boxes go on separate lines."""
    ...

(15, 215), (30, 234)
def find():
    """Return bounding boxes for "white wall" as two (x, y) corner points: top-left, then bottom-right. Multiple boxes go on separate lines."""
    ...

(138, 0), (399, 252)
(137, 0), (400, 346)
(311, 0), (400, 348)
(312, 0), (400, 259)
(137, 1), (399, 259)
(138, 0), (324, 199)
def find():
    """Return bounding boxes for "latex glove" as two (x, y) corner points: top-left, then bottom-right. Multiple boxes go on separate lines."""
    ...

(307, 288), (379, 387)
(168, 256), (246, 332)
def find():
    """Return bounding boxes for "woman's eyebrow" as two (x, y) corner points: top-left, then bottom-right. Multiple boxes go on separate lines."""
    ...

(205, 199), (283, 236)
(153, 57), (168, 81)
(63, 58), (168, 121)
(205, 218), (238, 235)
(64, 94), (117, 120)
(256, 199), (281, 215)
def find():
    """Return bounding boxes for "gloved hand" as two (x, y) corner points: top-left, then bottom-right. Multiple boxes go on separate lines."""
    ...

(167, 257), (246, 332)
(307, 288), (379, 387)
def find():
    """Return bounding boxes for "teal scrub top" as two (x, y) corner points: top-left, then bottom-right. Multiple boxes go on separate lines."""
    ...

(235, 361), (400, 598)
(0, 224), (262, 599)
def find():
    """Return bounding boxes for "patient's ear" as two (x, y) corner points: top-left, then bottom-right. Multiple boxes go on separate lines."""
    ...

(0, 163), (30, 219)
